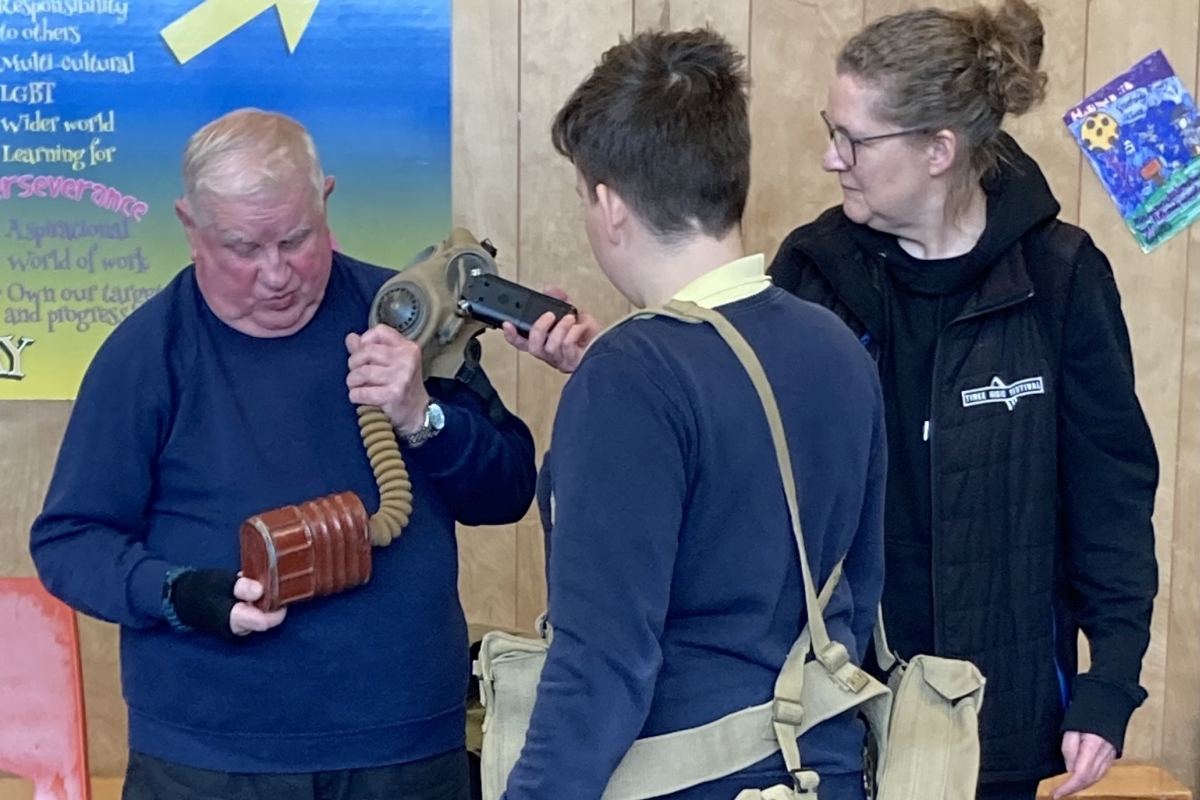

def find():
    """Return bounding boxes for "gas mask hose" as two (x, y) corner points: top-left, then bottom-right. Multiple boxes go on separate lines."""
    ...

(355, 228), (499, 547)
(356, 404), (413, 546)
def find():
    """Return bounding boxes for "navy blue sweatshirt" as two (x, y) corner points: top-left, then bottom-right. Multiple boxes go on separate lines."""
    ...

(504, 283), (886, 799)
(30, 252), (537, 772)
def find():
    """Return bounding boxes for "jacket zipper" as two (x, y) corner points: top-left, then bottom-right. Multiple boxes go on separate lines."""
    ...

(927, 288), (1034, 655)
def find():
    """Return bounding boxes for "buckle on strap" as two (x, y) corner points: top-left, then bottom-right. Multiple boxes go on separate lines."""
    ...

(816, 641), (850, 672)
(792, 769), (821, 795)
(836, 663), (870, 693)
(817, 641), (870, 693)
(772, 697), (804, 726)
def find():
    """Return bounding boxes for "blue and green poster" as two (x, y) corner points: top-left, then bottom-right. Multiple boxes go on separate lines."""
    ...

(0, 0), (451, 398)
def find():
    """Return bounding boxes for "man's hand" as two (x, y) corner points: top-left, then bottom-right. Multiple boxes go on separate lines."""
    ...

(346, 325), (431, 434)
(169, 569), (286, 639)
(502, 287), (600, 375)
(1054, 731), (1117, 798)
(230, 577), (288, 636)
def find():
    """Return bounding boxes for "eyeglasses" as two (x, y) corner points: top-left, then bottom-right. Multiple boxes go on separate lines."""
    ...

(820, 110), (927, 167)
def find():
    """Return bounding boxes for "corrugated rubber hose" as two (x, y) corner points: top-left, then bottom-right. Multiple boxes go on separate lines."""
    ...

(356, 404), (414, 546)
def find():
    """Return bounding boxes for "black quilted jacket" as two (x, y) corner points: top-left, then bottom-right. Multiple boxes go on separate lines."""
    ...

(767, 136), (1159, 784)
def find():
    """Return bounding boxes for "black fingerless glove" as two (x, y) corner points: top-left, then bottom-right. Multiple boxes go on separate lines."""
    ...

(162, 567), (241, 640)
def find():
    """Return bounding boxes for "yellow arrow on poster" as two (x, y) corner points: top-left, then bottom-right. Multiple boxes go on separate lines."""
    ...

(161, 0), (321, 65)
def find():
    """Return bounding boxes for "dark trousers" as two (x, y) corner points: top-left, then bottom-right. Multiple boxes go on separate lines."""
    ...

(977, 780), (1040, 800)
(123, 748), (470, 800)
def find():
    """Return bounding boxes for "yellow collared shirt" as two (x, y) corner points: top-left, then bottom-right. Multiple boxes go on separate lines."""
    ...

(670, 253), (771, 310)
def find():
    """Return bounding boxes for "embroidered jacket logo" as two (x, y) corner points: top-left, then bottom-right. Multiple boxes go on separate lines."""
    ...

(961, 375), (1045, 411)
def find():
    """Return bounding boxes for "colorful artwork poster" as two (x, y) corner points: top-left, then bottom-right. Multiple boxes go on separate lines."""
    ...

(1064, 49), (1200, 254)
(0, 1), (451, 399)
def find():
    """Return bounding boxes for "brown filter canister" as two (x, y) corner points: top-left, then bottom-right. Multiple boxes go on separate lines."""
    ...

(240, 491), (373, 612)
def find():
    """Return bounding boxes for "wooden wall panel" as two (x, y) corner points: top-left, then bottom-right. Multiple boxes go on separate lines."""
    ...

(514, 0), (635, 629)
(1079, 0), (1200, 762)
(1001, 0), (1087, 226)
(633, 0), (750, 54)
(452, 0), (522, 630)
(743, 0), (861, 260)
(1161, 208), (1200, 789)
(865, 0), (962, 15)
(76, 616), (125, 779)
(0, 402), (67, 578)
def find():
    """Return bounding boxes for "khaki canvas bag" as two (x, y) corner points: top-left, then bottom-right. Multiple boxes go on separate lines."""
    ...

(868, 613), (986, 800)
(475, 300), (985, 800)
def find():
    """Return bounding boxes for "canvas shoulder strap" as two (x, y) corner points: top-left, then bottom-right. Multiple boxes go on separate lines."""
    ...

(502, 299), (889, 800)
(481, 298), (991, 800)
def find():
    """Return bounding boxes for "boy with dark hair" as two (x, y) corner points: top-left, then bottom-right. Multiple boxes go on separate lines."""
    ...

(501, 29), (886, 800)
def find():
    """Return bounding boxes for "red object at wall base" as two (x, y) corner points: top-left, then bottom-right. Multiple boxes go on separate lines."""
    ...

(239, 491), (372, 612)
(0, 578), (91, 800)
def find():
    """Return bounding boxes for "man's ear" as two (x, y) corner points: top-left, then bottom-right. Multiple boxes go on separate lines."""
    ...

(175, 198), (197, 230)
(174, 198), (203, 262)
(323, 175), (336, 203)
(594, 183), (630, 245)
(927, 129), (959, 179)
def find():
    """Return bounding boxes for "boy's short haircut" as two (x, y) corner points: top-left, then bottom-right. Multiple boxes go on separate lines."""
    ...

(551, 28), (751, 242)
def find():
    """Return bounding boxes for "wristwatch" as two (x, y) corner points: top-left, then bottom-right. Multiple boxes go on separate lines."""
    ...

(401, 401), (445, 448)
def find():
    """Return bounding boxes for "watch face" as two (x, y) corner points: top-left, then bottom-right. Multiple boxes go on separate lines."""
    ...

(428, 402), (446, 430)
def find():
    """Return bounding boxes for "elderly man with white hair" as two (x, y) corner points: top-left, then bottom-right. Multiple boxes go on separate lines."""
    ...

(30, 108), (537, 800)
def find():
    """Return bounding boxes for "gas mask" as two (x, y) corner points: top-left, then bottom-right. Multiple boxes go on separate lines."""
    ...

(240, 228), (506, 612)
(369, 227), (501, 381)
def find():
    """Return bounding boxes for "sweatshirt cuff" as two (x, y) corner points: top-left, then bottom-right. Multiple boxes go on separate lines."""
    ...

(402, 403), (473, 477)
(127, 557), (177, 623)
(1060, 674), (1143, 754)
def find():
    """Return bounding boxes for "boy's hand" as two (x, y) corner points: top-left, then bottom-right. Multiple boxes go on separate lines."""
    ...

(502, 287), (601, 374)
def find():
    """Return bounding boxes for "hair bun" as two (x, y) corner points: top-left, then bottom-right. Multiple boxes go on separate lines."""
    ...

(971, 0), (1047, 116)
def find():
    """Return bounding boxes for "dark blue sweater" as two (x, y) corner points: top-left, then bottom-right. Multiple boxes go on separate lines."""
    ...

(30, 253), (537, 773)
(504, 287), (886, 800)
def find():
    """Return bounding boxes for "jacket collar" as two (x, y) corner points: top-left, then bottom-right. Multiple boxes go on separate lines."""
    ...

(782, 207), (885, 335)
(954, 242), (1034, 321)
(786, 206), (1036, 331)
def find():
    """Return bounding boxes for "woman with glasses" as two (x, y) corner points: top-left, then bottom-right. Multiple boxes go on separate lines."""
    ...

(769, 2), (1158, 800)
(502, 3), (1158, 799)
